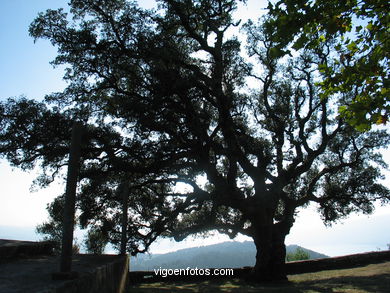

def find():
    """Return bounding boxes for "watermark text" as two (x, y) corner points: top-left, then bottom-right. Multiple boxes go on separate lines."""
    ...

(153, 267), (234, 278)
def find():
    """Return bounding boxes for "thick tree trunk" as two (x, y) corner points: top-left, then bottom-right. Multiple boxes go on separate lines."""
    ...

(252, 223), (288, 282)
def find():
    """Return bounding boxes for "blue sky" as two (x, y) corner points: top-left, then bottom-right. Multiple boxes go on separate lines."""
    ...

(0, 0), (389, 257)
(0, 0), (68, 100)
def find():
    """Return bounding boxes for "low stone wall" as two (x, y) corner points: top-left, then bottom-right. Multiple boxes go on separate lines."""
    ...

(0, 239), (54, 260)
(47, 255), (129, 293)
(286, 250), (390, 274)
(1, 239), (129, 293)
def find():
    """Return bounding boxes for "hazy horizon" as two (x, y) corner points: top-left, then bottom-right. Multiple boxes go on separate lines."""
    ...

(1, 208), (389, 257)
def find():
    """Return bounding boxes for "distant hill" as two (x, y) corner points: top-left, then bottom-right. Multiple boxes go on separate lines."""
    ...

(0, 226), (40, 242)
(130, 241), (328, 271)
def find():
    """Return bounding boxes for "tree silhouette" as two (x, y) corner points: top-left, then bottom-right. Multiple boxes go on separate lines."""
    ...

(36, 195), (66, 254)
(1, 0), (389, 282)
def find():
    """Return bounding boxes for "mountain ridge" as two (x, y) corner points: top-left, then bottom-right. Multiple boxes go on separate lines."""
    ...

(130, 241), (328, 271)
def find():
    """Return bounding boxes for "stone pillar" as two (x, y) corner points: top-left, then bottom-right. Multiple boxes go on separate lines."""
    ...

(60, 122), (83, 273)
(120, 181), (129, 256)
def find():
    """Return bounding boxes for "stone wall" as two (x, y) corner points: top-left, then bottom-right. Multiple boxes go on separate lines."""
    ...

(0, 239), (54, 260)
(47, 255), (129, 293)
(285, 250), (390, 274)
(0, 239), (129, 293)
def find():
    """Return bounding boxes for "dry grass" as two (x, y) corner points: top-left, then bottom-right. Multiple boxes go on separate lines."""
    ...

(128, 261), (390, 293)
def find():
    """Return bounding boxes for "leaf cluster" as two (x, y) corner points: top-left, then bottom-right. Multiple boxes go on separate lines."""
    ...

(266, 0), (389, 130)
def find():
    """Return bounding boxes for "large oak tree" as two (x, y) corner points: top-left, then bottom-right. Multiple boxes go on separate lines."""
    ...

(1, 0), (389, 281)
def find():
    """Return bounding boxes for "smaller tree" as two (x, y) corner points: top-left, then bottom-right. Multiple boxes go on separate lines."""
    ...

(36, 195), (65, 254)
(36, 195), (81, 254)
(84, 228), (108, 255)
(286, 247), (310, 262)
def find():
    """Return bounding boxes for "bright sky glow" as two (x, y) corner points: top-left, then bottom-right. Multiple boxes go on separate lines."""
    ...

(0, 0), (389, 257)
